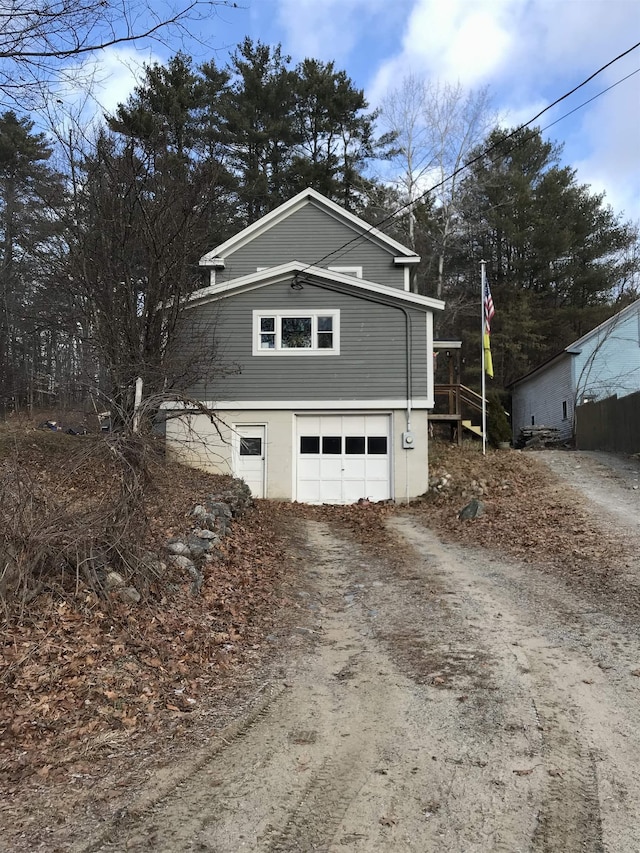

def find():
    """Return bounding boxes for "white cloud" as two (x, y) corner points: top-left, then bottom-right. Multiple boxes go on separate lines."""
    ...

(54, 45), (162, 126)
(274, 0), (391, 63)
(369, 0), (640, 220)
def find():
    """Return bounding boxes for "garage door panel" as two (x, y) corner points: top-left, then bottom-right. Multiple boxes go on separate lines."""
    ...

(321, 457), (343, 478)
(298, 457), (321, 478)
(297, 480), (321, 503)
(365, 480), (389, 502)
(365, 458), (389, 479)
(342, 415), (366, 435)
(319, 415), (342, 433)
(343, 458), (366, 478)
(365, 415), (390, 435)
(321, 479), (344, 502)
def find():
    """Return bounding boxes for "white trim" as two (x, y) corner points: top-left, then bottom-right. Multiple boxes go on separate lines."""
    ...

(403, 267), (410, 292)
(394, 256), (420, 265)
(184, 261), (445, 313)
(199, 188), (421, 265)
(426, 313), (434, 398)
(162, 398), (434, 410)
(252, 309), (340, 356)
(328, 265), (363, 279)
(433, 340), (462, 349)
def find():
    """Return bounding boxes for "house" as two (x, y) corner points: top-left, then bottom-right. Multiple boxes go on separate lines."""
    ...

(165, 188), (445, 504)
(510, 299), (640, 442)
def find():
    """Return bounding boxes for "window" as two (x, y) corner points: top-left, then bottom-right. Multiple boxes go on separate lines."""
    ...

(253, 310), (340, 355)
(345, 436), (366, 454)
(562, 401), (568, 420)
(240, 437), (262, 456)
(328, 266), (363, 279)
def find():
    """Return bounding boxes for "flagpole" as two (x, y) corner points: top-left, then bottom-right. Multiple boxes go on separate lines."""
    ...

(481, 259), (487, 456)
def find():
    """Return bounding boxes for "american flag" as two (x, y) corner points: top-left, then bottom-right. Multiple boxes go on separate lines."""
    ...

(484, 278), (495, 334)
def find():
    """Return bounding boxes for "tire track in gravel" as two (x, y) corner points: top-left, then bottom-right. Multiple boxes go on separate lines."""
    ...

(389, 514), (640, 853)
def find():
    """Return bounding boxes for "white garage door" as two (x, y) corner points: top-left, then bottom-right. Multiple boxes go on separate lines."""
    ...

(296, 414), (391, 504)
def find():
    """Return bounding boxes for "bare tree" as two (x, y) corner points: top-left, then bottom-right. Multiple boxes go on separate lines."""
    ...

(380, 78), (494, 297)
(0, 0), (238, 107)
(379, 73), (433, 250)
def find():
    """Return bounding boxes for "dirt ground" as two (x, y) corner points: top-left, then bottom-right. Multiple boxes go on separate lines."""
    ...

(4, 447), (640, 852)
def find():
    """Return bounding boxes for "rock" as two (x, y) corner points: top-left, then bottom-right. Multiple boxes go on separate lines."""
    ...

(105, 571), (126, 591)
(169, 554), (203, 594)
(193, 528), (220, 542)
(185, 533), (214, 559)
(118, 586), (141, 604)
(205, 500), (233, 520)
(165, 540), (191, 556)
(140, 552), (166, 577)
(458, 498), (485, 520)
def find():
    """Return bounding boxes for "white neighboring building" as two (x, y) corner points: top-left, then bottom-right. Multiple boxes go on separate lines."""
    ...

(510, 299), (640, 442)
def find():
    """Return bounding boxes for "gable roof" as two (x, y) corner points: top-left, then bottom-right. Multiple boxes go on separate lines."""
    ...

(510, 298), (640, 388)
(184, 261), (445, 312)
(564, 298), (640, 354)
(199, 187), (420, 267)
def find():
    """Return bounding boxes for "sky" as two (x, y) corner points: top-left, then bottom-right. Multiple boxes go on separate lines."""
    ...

(89, 0), (640, 222)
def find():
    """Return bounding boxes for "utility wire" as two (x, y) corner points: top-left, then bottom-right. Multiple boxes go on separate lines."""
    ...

(303, 40), (640, 274)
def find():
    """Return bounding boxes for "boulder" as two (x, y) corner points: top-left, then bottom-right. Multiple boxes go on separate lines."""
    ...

(458, 498), (485, 520)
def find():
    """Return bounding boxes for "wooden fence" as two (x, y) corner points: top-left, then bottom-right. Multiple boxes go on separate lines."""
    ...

(575, 391), (640, 454)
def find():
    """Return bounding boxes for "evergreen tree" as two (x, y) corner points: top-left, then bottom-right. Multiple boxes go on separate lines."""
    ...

(447, 126), (640, 386)
(221, 38), (298, 223)
(290, 59), (390, 211)
(0, 112), (67, 412)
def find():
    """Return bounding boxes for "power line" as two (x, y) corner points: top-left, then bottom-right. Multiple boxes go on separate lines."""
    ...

(539, 66), (639, 134)
(305, 40), (640, 272)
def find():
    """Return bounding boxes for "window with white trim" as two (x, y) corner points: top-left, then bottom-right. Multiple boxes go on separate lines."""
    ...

(253, 310), (340, 355)
(328, 266), (363, 278)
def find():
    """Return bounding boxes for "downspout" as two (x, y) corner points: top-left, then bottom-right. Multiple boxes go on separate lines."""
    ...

(310, 281), (413, 429)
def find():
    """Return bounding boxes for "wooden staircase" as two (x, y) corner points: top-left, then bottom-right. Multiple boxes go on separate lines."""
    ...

(431, 384), (485, 445)
(461, 419), (483, 437)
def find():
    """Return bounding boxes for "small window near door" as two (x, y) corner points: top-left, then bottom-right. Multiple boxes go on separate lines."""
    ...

(240, 437), (262, 456)
(300, 436), (320, 454)
(562, 401), (568, 420)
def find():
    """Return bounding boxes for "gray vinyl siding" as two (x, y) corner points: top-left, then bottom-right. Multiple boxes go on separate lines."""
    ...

(181, 280), (429, 402)
(216, 203), (407, 290)
(512, 355), (574, 442)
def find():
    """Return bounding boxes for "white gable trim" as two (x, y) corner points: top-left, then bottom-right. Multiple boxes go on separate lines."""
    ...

(184, 261), (445, 312)
(566, 298), (640, 353)
(199, 188), (420, 265)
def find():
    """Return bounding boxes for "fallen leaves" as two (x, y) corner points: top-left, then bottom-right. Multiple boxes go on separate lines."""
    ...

(409, 442), (631, 604)
(0, 431), (297, 782)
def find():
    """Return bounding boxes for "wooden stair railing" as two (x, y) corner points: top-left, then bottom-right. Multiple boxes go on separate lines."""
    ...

(431, 384), (485, 444)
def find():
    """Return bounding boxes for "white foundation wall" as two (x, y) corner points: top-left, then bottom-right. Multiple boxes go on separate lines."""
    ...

(165, 408), (430, 503)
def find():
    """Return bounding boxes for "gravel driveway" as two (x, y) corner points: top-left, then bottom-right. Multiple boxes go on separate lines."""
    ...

(68, 450), (640, 853)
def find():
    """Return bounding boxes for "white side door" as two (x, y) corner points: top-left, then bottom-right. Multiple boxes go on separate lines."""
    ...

(234, 424), (266, 498)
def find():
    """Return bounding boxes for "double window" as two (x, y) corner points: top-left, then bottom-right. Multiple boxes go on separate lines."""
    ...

(253, 310), (340, 355)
